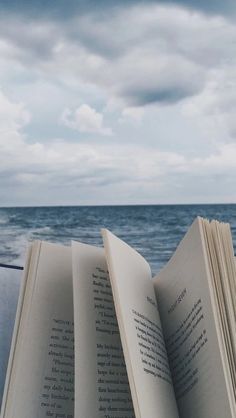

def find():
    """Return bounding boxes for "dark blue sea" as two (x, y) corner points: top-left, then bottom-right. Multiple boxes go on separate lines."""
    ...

(1, 204), (236, 274)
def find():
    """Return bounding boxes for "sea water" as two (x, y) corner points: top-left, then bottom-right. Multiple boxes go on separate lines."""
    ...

(1, 204), (236, 274)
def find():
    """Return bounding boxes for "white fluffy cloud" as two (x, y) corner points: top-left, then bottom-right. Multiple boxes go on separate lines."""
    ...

(61, 104), (112, 136)
(181, 66), (236, 143)
(1, 90), (236, 205)
(120, 107), (144, 123)
(0, 89), (30, 133)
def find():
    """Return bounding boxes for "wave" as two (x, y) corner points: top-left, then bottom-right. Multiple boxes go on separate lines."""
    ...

(0, 216), (9, 225)
(0, 204), (236, 273)
(31, 226), (53, 234)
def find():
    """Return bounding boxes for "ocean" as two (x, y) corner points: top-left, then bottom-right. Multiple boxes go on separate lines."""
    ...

(1, 204), (236, 274)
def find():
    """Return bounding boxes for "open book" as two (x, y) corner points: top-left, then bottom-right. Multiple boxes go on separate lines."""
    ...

(1, 217), (235, 418)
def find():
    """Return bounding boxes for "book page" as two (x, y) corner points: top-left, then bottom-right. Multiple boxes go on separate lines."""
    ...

(2, 242), (74, 418)
(72, 241), (135, 418)
(0, 265), (22, 407)
(154, 218), (235, 418)
(102, 230), (179, 418)
(210, 221), (236, 380)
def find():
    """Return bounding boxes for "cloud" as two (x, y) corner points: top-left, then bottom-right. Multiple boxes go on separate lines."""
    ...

(0, 17), (59, 66)
(0, 3), (236, 205)
(1, 3), (235, 116)
(113, 53), (204, 106)
(2, 136), (236, 205)
(61, 104), (112, 136)
(1, 89), (236, 205)
(120, 107), (144, 123)
(0, 89), (30, 133)
(181, 66), (236, 142)
(195, 143), (236, 171)
(159, 0), (236, 17)
(0, 0), (235, 20)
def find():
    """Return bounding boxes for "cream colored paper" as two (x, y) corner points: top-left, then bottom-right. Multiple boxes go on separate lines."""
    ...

(102, 229), (179, 418)
(2, 242), (73, 418)
(154, 218), (235, 418)
(72, 241), (134, 418)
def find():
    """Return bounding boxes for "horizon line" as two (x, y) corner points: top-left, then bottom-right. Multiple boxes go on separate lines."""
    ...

(0, 202), (236, 209)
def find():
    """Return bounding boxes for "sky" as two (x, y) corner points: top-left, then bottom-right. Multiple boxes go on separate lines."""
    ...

(0, 0), (236, 206)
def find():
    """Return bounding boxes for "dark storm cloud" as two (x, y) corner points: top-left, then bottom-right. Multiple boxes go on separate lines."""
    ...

(0, 3), (230, 108)
(1, 0), (235, 112)
(161, 0), (236, 16)
(124, 86), (196, 106)
(0, 0), (235, 19)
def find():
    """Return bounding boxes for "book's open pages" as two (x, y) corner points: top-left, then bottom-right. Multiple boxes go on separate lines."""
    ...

(203, 220), (236, 393)
(72, 241), (135, 418)
(1, 216), (235, 418)
(154, 217), (236, 418)
(1, 242), (74, 418)
(102, 230), (179, 418)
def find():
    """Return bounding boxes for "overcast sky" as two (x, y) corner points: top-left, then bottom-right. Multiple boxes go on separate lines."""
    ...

(1, 0), (236, 206)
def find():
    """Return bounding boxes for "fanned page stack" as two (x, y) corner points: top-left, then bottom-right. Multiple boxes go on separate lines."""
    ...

(1, 217), (235, 418)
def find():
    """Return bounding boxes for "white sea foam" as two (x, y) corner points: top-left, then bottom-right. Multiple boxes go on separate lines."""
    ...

(0, 216), (9, 225)
(2, 234), (29, 267)
(31, 226), (52, 234)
